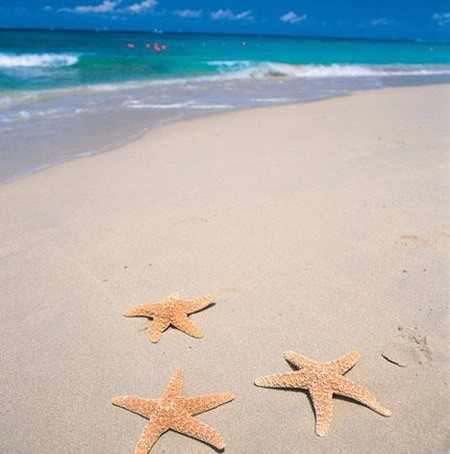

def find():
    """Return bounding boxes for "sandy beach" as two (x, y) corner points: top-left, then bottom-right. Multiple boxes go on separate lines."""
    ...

(1, 84), (449, 453)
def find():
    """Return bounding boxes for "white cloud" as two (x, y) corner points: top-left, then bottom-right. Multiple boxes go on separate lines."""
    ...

(280, 11), (307, 24)
(174, 9), (202, 18)
(58, 0), (160, 15)
(127, 0), (157, 14)
(211, 9), (253, 21)
(42, 5), (52, 11)
(432, 12), (450, 26)
(370, 18), (390, 27)
(59, 0), (119, 14)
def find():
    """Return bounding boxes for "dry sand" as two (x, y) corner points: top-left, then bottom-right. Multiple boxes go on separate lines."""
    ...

(0, 84), (449, 454)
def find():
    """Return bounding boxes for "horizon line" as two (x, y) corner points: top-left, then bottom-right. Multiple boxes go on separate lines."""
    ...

(1, 26), (448, 45)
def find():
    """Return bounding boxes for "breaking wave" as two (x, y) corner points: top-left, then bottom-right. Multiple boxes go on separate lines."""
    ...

(0, 53), (79, 68)
(2, 60), (450, 113)
(207, 61), (450, 80)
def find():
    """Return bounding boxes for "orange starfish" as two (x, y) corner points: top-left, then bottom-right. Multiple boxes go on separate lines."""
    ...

(124, 292), (215, 343)
(113, 368), (233, 453)
(255, 350), (391, 437)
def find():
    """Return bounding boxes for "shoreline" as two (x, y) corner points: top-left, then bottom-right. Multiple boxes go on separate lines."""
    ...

(1, 84), (449, 453)
(2, 80), (450, 186)
(1, 89), (339, 185)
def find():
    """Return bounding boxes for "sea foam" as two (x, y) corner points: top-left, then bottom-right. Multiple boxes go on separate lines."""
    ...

(209, 62), (450, 80)
(0, 53), (79, 68)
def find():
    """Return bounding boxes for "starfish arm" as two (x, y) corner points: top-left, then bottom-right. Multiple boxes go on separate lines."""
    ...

(134, 420), (167, 454)
(161, 368), (184, 400)
(325, 351), (360, 375)
(182, 295), (215, 314)
(112, 395), (158, 419)
(180, 393), (234, 416)
(254, 371), (309, 389)
(332, 376), (392, 417)
(284, 351), (318, 369)
(148, 316), (171, 343)
(309, 388), (333, 437)
(169, 414), (226, 450)
(171, 314), (204, 339)
(124, 304), (160, 318)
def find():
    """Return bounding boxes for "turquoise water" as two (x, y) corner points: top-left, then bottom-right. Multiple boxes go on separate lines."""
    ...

(1, 29), (450, 183)
(2, 29), (450, 91)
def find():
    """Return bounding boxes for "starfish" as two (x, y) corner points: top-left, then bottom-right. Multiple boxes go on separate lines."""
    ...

(113, 368), (234, 453)
(254, 350), (391, 437)
(124, 292), (215, 343)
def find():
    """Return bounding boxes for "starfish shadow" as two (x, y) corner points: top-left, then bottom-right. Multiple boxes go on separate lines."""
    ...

(191, 301), (216, 313)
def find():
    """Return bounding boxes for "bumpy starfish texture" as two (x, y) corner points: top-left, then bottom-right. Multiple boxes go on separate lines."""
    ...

(255, 350), (391, 437)
(124, 292), (215, 343)
(113, 368), (234, 453)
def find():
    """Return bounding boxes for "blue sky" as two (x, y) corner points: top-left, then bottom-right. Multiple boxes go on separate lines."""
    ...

(1, 1), (450, 41)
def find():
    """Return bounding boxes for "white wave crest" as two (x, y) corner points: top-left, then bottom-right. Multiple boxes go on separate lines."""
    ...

(207, 61), (450, 80)
(290, 64), (450, 78)
(204, 62), (372, 80)
(0, 110), (31, 122)
(0, 107), (87, 123)
(123, 99), (232, 110)
(0, 53), (79, 68)
(2, 62), (449, 114)
(125, 100), (197, 109)
(251, 97), (292, 103)
(190, 104), (232, 109)
(207, 60), (252, 69)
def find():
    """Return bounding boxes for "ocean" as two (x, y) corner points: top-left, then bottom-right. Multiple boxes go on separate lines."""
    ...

(1, 29), (450, 183)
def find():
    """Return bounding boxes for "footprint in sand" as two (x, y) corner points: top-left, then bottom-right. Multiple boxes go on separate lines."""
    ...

(394, 234), (432, 248)
(394, 225), (450, 248)
(382, 326), (432, 367)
